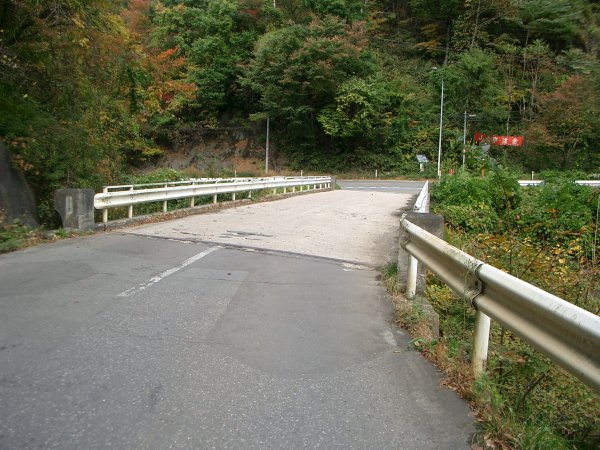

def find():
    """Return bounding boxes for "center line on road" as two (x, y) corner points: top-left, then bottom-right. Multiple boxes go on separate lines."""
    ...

(117, 246), (220, 298)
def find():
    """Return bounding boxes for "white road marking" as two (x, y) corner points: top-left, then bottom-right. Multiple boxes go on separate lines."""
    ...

(117, 246), (220, 298)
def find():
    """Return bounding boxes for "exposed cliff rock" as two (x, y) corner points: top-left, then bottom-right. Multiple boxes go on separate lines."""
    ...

(0, 142), (37, 227)
(147, 126), (285, 175)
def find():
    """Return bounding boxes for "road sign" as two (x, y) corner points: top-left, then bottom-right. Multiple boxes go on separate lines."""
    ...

(474, 132), (523, 147)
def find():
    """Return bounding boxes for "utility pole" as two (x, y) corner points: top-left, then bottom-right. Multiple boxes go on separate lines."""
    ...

(265, 117), (270, 175)
(463, 111), (476, 169)
(437, 78), (444, 178)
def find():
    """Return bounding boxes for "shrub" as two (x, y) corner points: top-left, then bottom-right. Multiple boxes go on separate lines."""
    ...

(432, 169), (521, 233)
(442, 204), (498, 232)
(518, 179), (597, 246)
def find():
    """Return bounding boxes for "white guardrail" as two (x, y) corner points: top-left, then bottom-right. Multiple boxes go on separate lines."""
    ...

(412, 181), (430, 213)
(95, 176), (333, 223)
(402, 183), (600, 392)
(518, 180), (600, 187)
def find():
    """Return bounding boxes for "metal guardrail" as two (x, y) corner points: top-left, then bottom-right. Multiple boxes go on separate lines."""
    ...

(95, 176), (333, 223)
(400, 217), (600, 391)
(412, 181), (430, 213)
(577, 180), (600, 186)
(518, 180), (600, 187)
(406, 182), (430, 297)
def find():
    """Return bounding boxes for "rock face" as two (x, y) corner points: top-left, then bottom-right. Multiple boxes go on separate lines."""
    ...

(150, 127), (283, 174)
(0, 142), (38, 227)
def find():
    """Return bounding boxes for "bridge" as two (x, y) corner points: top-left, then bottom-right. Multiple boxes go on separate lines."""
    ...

(0, 180), (478, 449)
(4, 178), (599, 448)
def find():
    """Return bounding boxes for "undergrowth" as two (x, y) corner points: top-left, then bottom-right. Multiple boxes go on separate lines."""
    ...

(0, 213), (74, 254)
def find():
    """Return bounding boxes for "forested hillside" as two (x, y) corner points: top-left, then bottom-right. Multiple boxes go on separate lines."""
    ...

(1, 0), (599, 223)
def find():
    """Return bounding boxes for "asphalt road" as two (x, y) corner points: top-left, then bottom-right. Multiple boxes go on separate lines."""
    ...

(0, 186), (474, 449)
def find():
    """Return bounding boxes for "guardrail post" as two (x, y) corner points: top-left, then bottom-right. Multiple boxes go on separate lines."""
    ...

(102, 187), (108, 223)
(162, 184), (168, 213)
(190, 182), (195, 207)
(128, 186), (134, 219)
(472, 310), (491, 376)
(406, 255), (418, 298)
(398, 213), (444, 292)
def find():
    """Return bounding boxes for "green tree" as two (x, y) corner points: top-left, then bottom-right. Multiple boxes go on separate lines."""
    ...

(520, 39), (555, 120)
(304, 0), (367, 21)
(242, 15), (375, 154)
(318, 77), (380, 138)
(151, 0), (264, 121)
(519, 0), (586, 49)
(452, 0), (518, 50)
(409, 0), (462, 62)
(0, 0), (150, 223)
(444, 48), (502, 123)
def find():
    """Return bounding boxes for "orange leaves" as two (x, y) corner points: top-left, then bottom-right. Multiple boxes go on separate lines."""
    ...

(153, 47), (186, 74)
(157, 47), (178, 61)
(141, 45), (196, 116)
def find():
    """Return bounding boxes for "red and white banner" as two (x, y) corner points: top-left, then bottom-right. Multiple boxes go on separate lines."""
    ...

(474, 132), (523, 147)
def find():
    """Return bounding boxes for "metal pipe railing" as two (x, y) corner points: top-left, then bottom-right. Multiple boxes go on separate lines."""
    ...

(95, 176), (332, 223)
